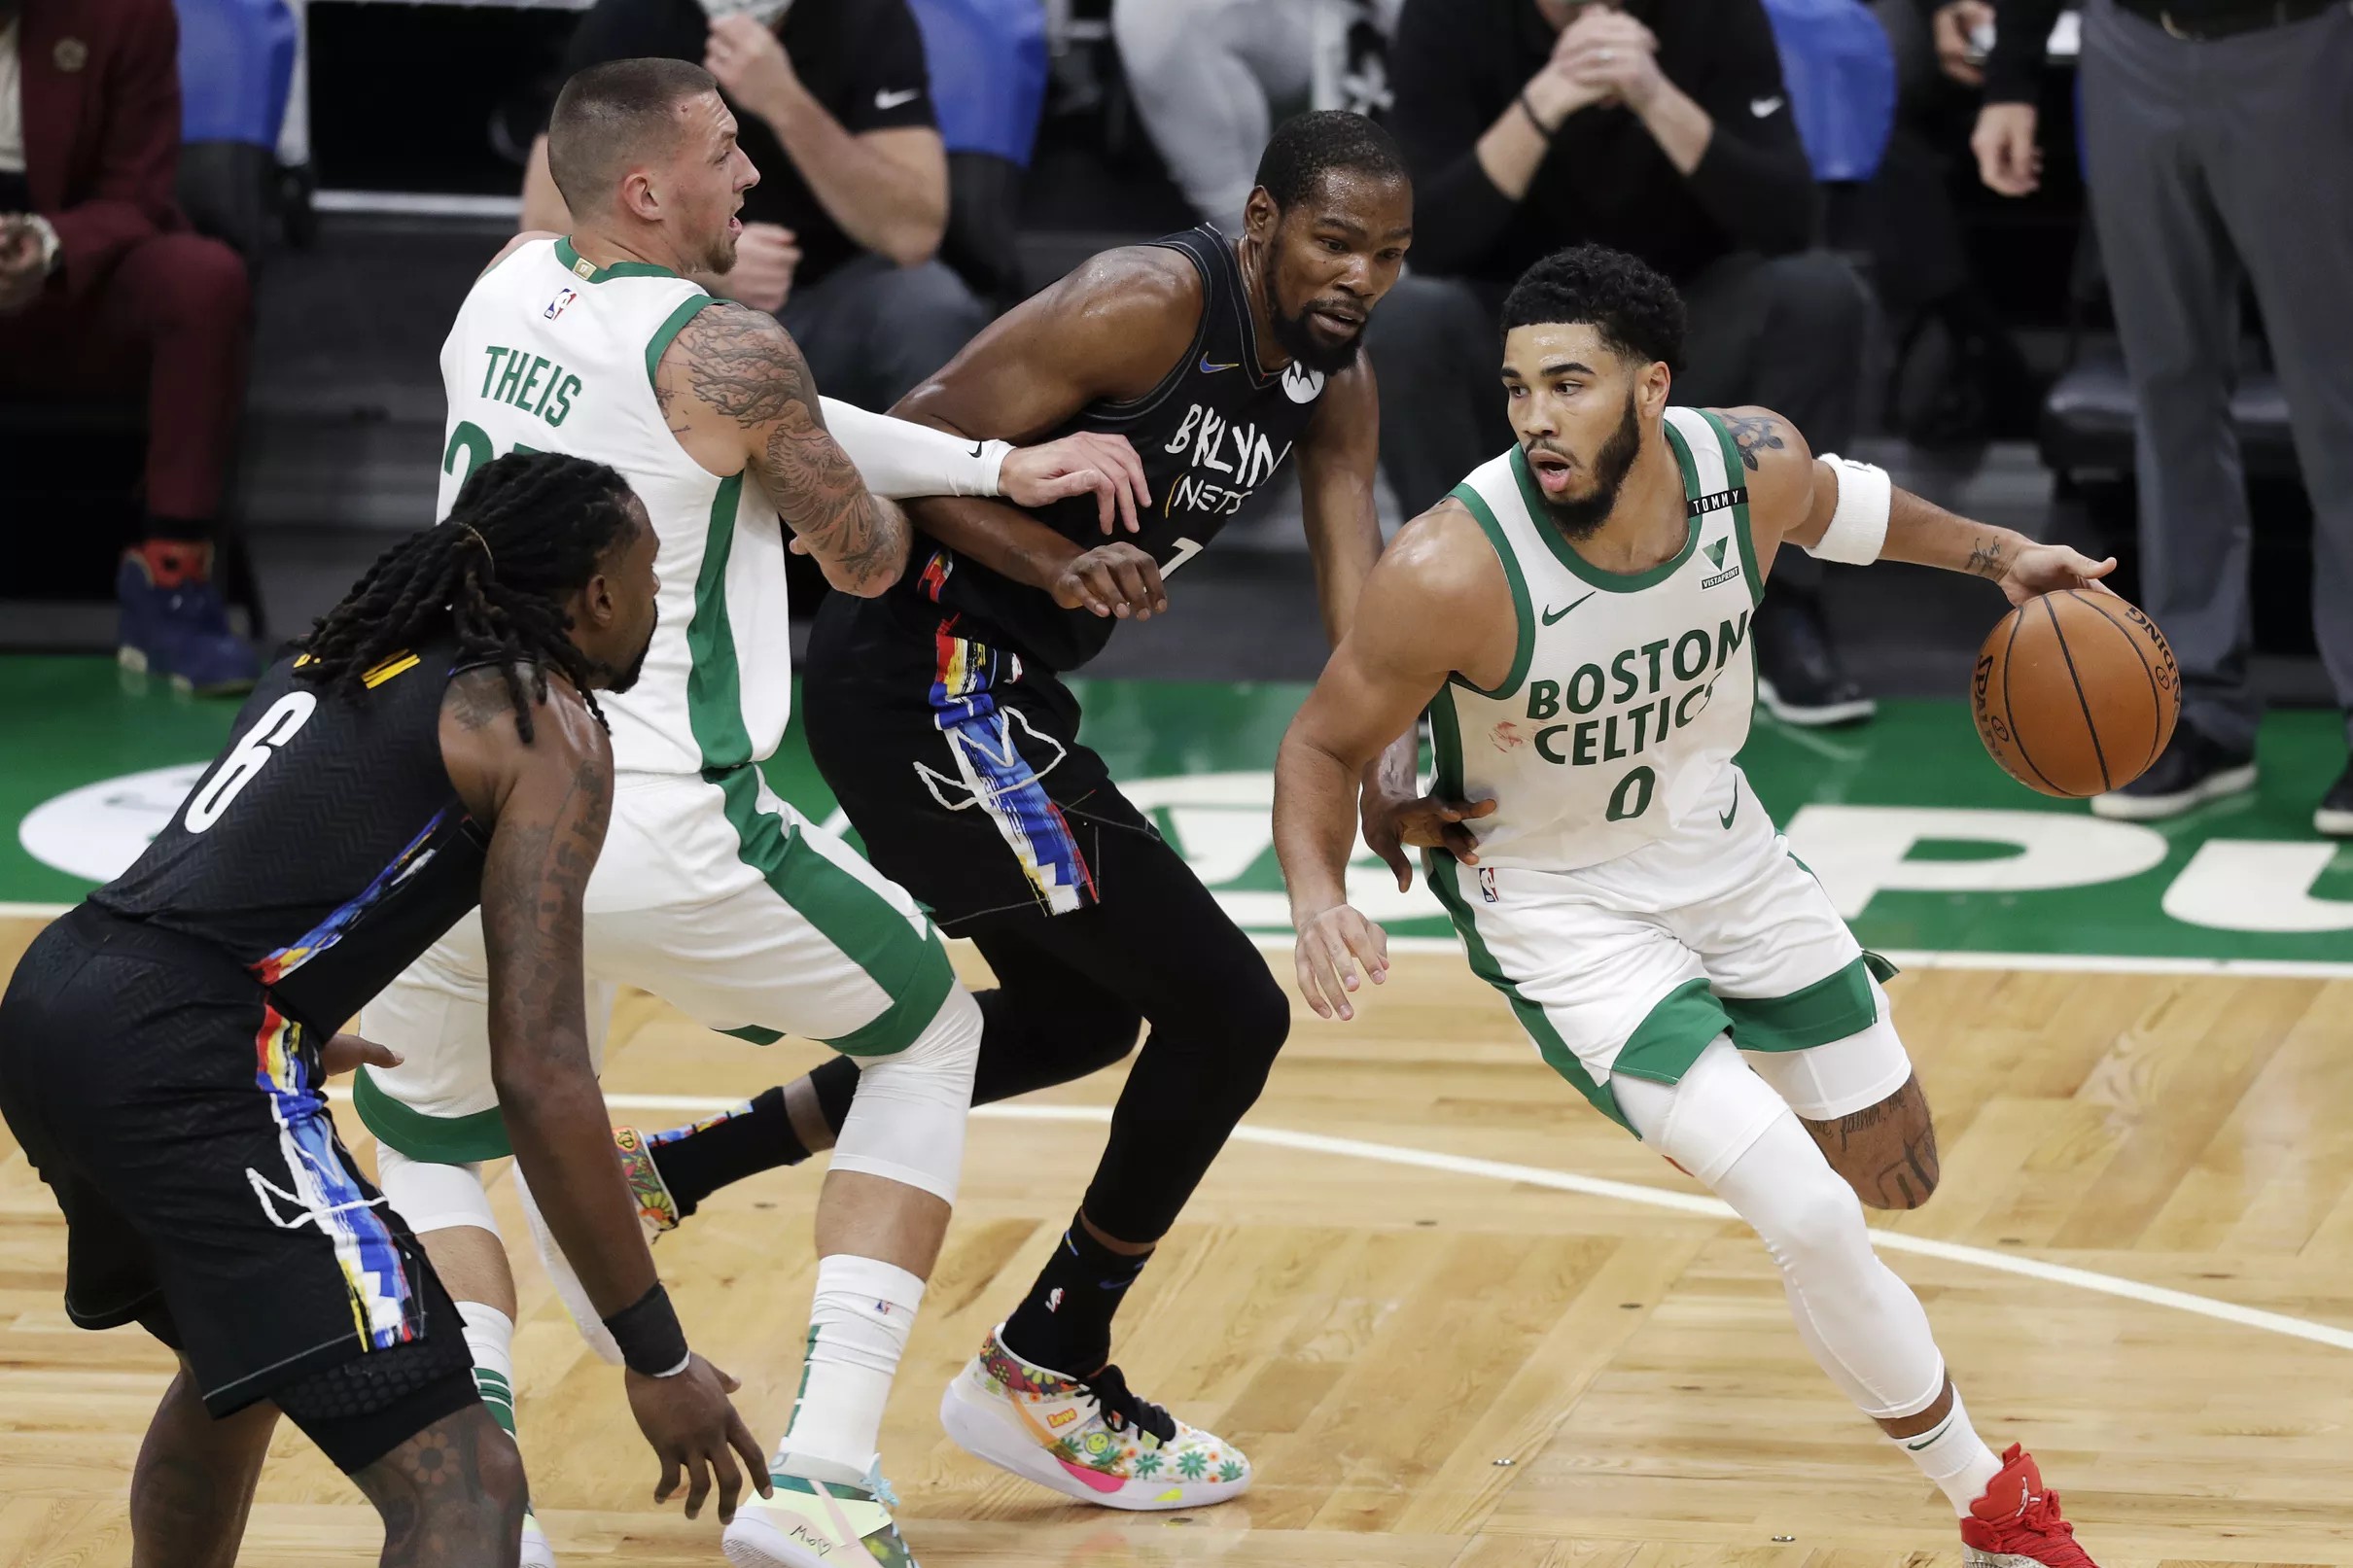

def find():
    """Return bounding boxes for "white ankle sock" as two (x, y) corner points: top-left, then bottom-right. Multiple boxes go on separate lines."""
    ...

(1895, 1390), (2004, 1516)
(458, 1301), (519, 1439)
(773, 1255), (925, 1486)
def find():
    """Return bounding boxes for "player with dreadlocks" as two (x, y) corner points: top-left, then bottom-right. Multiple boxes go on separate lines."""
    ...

(0, 449), (771, 1568)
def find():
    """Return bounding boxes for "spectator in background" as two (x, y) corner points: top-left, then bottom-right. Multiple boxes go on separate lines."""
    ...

(1374, 0), (1876, 727)
(1112, 0), (1401, 234)
(525, 0), (987, 410)
(0, 0), (256, 694)
(1973, 0), (2353, 831)
(1860, 0), (2033, 443)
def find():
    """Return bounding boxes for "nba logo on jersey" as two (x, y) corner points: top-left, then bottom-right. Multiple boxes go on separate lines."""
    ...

(544, 288), (579, 321)
(1479, 866), (1499, 903)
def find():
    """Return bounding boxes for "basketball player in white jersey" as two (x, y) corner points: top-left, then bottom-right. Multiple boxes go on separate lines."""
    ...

(355, 58), (1148, 1568)
(1274, 245), (2110, 1568)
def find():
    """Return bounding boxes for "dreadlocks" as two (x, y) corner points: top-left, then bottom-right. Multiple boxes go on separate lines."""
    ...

(299, 451), (642, 742)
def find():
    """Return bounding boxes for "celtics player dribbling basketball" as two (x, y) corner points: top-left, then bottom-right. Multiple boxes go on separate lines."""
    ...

(1275, 246), (2110, 1568)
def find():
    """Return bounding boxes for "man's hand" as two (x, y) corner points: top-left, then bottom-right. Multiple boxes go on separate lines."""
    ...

(704, 15), (800, 126)
(1933, 0), (1995, 87)
(1559, 9), (1668, 113)
(1000, 431), (1152, 535)
(320, 1033), (403, 1078)
(1368, 792), (1498, 877)
(1972, 102), (2041, 195)
(1052, 542), (1168, 620)
(720, 223), (800, 314)
(1292, 902), (1388, 1022)
(626, 1353), (771, 1524)
(0, 221), (47, 315)
(1997, 543), (2117, 607)
(1522, 9), (1628, 125)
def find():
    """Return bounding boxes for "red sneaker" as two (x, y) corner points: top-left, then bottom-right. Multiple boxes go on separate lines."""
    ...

(1960, 1446), (2098, 1568)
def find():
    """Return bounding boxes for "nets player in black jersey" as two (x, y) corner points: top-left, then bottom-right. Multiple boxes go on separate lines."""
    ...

(612, 112), (1418, 1509)
(0, 453), (769, 1565)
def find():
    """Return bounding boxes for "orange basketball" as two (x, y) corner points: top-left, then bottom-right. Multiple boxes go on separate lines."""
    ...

(1971, 589), (2181, 798)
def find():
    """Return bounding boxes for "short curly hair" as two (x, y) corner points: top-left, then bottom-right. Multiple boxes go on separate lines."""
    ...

(1499, 245), (1686, 371)
(1253, 110), (1408, 214)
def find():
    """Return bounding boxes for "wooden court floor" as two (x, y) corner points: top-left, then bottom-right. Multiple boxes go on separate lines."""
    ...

(5, 911), (2353, 1567)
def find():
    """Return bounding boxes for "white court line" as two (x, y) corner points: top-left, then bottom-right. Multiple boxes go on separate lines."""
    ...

(602, 1093), (2353, 1354)
(3, 898), (2349, 980)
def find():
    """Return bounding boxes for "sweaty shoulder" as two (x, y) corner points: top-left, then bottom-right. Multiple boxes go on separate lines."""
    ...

(439, 665), (614, 821)
(1042, 245), (1206, 386)
(1362, 497), (1516, 681)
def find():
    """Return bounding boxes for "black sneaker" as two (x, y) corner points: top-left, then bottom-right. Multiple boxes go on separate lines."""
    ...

(2316, 758), (2353, 837)
(2089, 724), (2256, 820)
(1755, 599), (1876, 728)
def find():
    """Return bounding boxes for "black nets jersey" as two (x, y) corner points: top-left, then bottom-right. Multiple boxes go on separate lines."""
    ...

(90, 637), (495, 1029)
(892, 225), (1332, 672)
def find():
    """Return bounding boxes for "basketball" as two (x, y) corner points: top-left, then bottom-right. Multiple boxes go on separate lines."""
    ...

(1971, 589), (2181, 798)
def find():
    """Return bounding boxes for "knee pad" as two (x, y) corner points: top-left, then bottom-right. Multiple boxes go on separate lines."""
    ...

(375, 1145), (499, 1237)
(831, 982), (981, 1204)
(1613, 1033), (1787, 1188)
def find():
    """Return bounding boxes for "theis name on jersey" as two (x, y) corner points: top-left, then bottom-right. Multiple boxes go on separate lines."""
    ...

(1160, 401), (1295, 519)
(1504, 608), (1750, 768)
(470, 343), (583, 430)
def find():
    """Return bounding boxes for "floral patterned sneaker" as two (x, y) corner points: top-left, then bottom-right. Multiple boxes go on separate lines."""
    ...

(937, 1324), (1250, 1511)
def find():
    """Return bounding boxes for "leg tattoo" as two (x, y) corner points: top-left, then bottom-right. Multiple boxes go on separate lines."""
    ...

(353, 1403), (526, 1568)
(130, 1364), (276, 1568)
(1803, 1072), (1941, 1210)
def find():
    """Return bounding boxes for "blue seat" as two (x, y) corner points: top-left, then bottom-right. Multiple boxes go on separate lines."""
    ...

(175, 0), (297, 150)
(905, 0), (1048, 168)
(1758, 0), (1896, 184)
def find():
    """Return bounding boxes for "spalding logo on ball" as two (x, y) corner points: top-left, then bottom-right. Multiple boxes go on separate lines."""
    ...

(1971, 589), (2181, 797)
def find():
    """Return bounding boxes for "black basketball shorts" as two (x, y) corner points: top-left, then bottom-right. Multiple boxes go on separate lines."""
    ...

(0, 906), (474, 1468)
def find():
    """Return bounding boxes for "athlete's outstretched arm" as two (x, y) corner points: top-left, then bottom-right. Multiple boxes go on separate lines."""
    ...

(657, 301), (908, 597)
(886, 248), (1205, 618)
(1295, 358), (1424, 883)
(1723, 406), (2117, 604)
(442, 671), (767, 1522)
(1275, 505), (1509, 1020)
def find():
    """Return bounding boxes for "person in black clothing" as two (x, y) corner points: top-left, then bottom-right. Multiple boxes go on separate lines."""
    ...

(1369, 0), (1877, 726)
(524, 0), (987, 410)
(1973, 0), (2353, 832)
(611, 112), (1418, 1512)
(0, 454), (767, 1565)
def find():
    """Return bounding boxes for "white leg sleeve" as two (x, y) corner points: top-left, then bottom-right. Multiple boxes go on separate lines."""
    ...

(375, 1144), (499, 1237)
(1615, 1037), (1949, 1420)
(512, 1167), (625, 1368)
(829, 982), (982, 1204)
(1739, 978), (1916, 1122)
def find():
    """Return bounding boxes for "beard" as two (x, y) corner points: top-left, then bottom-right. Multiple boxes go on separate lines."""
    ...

(1261, 270), (1365, 376)
(700, 225), (740, 280)
(1527, 391), (1643, 540)
(593, 611), (658, 696)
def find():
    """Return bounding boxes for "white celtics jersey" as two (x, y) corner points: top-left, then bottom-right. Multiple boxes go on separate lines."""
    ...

(437, 236), (789, 778)
(1431, 407), (1763, 872)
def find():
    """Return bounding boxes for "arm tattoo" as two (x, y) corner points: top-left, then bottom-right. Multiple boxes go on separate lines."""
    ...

(1719, 412), (1787, 472)
(1964, 536), (2007, 578)
(679, 303), (905, 589)
(483, 748), (608, 1069)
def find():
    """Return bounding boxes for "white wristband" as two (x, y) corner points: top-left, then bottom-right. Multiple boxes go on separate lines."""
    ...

(1808, 454), (1891, 565)
(819, 397), (1008, 500)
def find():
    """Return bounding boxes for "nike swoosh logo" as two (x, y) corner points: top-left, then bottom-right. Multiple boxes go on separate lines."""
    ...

(1719, 782), (1739, 831)
(1198, 356), (1241, 373)
(1904, 1413), (1956, 1450)
(1750, 96), (1783, 118)
(1540, 592), (1595, 626)
(875, 87), (923, 110)
(967, 441), (985, 459)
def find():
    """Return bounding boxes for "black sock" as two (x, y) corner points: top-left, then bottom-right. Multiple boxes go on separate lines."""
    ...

(642, 1086), (810, 1216)
(999, 1211), (1150, 1377)
(142, 514), (216, 544)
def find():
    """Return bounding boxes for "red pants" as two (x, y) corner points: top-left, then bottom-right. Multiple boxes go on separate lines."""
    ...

(0, 231), (252, 523)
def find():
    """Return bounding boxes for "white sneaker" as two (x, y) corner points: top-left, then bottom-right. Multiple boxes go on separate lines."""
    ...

(519, 1509), (557, 1568)
(721, 1465), (918, 1568)
(937, 1325), (1250, 1511)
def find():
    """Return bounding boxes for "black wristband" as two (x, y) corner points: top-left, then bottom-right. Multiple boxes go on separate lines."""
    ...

(604, 1282), (690, 1377)
(1519, 88), (1558, 139)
